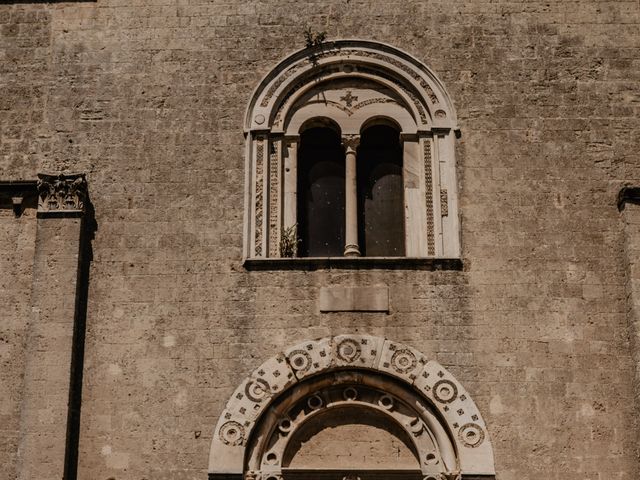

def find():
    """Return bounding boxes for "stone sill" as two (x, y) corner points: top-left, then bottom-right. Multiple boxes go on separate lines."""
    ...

(243, 257), (463, 271)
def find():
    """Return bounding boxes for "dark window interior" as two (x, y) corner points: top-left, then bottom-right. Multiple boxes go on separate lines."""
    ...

(357, 125), (405, 256)
(297, 127), (345, 257)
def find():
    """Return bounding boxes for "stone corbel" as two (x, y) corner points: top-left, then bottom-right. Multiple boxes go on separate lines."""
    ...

(37, 173), (87, 216)
(0, 180), (38, 217)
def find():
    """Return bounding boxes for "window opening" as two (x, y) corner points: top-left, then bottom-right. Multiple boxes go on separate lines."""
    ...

(357, 124), (405, 257)
(297, 127), (345, 257)
(243, 40), (462, 260)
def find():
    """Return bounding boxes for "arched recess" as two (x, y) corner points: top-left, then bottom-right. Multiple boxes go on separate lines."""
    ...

(243, 40), (461, 260)
(208, 335), (495, 480)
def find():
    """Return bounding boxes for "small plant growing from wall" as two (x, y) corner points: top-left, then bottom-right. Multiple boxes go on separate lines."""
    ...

(303, 27), (327, 48)
(303, 27), (327, 66)
(280, 224), (300, 258)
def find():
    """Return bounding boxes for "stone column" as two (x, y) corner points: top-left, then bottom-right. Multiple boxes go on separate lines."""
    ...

(343, 134), (360, 257)
(18, 173), (88, 480)
(283, 136), (298, 234)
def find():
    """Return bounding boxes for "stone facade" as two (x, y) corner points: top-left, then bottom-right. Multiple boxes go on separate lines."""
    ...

(1, 1), (640, 480)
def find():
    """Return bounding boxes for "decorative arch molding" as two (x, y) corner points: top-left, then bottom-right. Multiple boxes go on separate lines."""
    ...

(244, 40), (457, 133)
(208, 335), (495, 480)
(242, 40), (461, 260)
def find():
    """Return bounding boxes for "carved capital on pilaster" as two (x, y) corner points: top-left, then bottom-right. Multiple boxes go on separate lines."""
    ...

(342, 134), (360, 153)
(37, 173), (87, 215)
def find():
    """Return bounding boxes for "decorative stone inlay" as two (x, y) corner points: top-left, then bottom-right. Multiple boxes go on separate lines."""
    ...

(308, 47), (440, 105)
(288, 350), (312, 374)
(336, 338), (362, 363)
(268, 139), (281, 257)
(432, 380), (458, 404)
(390, 348), (418, 374)
(356, 65), (429, 124)
(440, 189), (448, 217)
(245, 378), (271, 403)
(260, 64), (305, 107)
(219, 421), (245, 446)
(458, 423), (485, 448)
(340, 90), (358, 107)
(37, 173), (87, 214)
(254, 138), (265, 256)
(423, 141), (435, 256)
(351, 97), (396, 111)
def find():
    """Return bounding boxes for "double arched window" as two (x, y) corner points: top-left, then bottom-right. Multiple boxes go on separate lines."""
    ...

(296, 121), (404, 257)
(243, 40), (461, 260)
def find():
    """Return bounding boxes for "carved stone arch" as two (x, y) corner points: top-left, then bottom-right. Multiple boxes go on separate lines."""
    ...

(244, 40), (458, 133)
(209, 335), (495, 480)
(277, 74), (421, 135)
(243, 40), (462, 260)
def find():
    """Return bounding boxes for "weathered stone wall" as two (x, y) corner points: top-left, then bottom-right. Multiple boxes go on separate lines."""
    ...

(0, 3), (52, 179)
(1, 0), (639, 479)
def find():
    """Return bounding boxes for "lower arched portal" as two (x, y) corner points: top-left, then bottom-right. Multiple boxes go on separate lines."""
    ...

(208, 335), (495, 480)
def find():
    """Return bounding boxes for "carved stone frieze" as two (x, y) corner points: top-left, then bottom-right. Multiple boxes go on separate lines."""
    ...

(37, 173), (87, 215)
(423, 141), (435, 255)
(254, 138), (265, 257)
(268, 139), (281, 257)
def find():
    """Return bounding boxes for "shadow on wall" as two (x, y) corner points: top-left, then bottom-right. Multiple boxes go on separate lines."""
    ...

(64, 193), (97, 480)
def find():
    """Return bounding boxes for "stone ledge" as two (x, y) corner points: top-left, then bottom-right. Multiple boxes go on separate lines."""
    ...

(243, 257), (463, 271)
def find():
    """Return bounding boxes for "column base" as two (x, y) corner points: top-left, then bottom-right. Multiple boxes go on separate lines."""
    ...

(344, 244), (361, 257)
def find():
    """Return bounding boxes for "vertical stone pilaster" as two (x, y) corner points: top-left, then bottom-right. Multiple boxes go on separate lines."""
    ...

(17, 173), (88, 480)
(619, 188), (640, 465)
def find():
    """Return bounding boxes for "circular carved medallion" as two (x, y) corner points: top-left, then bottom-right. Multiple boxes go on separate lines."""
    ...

(254, 114), (265, 125)
(288, 350), (312, 373)
(390, 349), (417, 373)
(336, 339), (361, 363)
(458, 423), (485, 448)
(245, 378), (270, 402)
(432, 379), (458, 404)
(219, 420), (245, 446)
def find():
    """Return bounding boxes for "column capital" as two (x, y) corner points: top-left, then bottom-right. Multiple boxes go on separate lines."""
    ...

(37, 173), (87, 216)
(342, 134), (360, 153)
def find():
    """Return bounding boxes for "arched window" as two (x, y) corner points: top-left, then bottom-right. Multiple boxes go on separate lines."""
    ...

(208, 335), (496, 480)
(297, 126), (345, 257)
(357, 123), (405, 257)
(243, 40), (460, 260)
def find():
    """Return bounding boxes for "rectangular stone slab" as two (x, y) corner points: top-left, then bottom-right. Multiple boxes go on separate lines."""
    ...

(319, 286), (389, 312)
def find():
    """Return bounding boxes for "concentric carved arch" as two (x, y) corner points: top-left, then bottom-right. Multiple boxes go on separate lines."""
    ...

(244, 40), (458, 134)
(208, 336), (495, 480)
